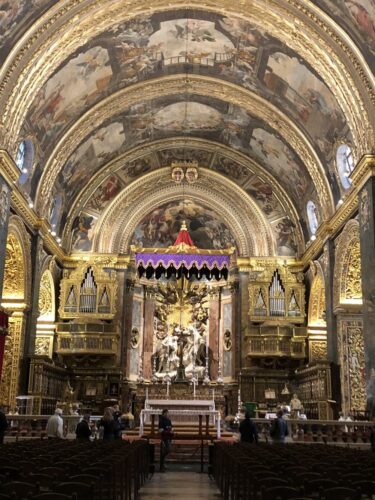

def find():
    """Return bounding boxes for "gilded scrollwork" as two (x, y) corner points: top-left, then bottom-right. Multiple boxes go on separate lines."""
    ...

(34, 336), (51, 356)
(308, 265), (326, 327)
(310, 341), (327, 361)
(3, 233), (24, 299)
(333, 219), (362, 309)
(337, 318), (366, 413)
(38, 271), (53, 319)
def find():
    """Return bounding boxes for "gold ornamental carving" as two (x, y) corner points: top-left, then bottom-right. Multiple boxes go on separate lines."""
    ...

(0, 313), (25, 408)
(36, 76), (333, 220)
(333, 219), (362, 310)
(308, 266), (326, 327)
(310, 341), (327, 362)
(337, 318), (366, 413)
(38, 271), (53, 318)
(3, 234), (24, 300)
(0, 0), (372, 160)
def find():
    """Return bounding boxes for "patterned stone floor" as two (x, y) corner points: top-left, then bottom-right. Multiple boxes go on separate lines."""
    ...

(139, 471), (222, 499)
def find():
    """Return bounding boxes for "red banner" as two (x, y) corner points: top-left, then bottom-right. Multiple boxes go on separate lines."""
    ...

(0, 310), (9, 381)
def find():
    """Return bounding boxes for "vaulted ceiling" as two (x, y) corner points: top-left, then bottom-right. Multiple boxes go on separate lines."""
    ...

(1, 1), (374, 257)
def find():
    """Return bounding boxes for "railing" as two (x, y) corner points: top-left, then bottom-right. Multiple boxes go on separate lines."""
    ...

(56, 333), (118, 354)
(4, 414), (102, 441)
(5, 415), (374, 447)
(247, 336), (306, 358)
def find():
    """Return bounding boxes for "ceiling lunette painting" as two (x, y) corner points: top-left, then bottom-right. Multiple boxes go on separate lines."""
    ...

(33, 75), (333, 219)
(91, 169), (277, 257)
(65, 138), (301, 228)
(59, 140), (305, 256)
(0, 1), (373, 157)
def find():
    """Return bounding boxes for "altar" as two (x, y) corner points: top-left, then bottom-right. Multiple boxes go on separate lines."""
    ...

(139, 398), (221, 437)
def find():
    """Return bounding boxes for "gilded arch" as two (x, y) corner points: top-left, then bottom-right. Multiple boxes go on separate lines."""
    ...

(93, 168), (275, 256)
(308, 263), (327, 328)
(0, 216), (31, 408)
(35, 263), (56, 359)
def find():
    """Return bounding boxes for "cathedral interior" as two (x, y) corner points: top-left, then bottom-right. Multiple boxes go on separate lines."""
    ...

(0, 0), (374, 422)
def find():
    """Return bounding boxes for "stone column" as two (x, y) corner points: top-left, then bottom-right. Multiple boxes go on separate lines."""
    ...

(322, 240), (338, 364)
(19, 235), (44, 395)
(209, 288), (219, 380)
(0, 151), (19, 303)
(143, 285), (155, 380)
(355, 156), (375, 416)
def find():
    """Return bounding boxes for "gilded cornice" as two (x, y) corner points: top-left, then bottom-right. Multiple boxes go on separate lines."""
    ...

(0, 0), (373, 155)
(0, 149), (19, 187)
(36, 75), (333, 219)
(62, 253), (130, 270)
(237, 256), (304, 273)
(66, 137), (302, 242)
(10, 189), (65, 263)
(350, 154), (375, 191)
(301, 154), (375, 265)
(92, 167), (275, 257)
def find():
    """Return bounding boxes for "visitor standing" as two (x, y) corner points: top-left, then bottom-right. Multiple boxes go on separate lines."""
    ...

(99, 407), (116, 440)
(159, 409), (173, 472)
(46, 408), (64, 439)
(75, 414), (92, 441)
(239, 411), (258, 443)
(270, 409), (289, 443)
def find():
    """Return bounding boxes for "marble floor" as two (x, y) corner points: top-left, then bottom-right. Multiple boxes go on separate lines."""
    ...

(139, 471), (222, 499)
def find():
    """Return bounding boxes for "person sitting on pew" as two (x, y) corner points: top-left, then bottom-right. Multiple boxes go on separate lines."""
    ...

(239, 411), (258, 443)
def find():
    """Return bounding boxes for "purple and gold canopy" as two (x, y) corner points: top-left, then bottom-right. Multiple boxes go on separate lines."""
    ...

(132, 221), (234, 273)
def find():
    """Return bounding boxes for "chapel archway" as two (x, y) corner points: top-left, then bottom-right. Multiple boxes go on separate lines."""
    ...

(0, 217), (30, 409)
(307, 263), (327, 363)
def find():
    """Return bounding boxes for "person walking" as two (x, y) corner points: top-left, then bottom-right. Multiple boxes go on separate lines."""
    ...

(159, 409), (173, 472)
(75, 414), (92, 441)
(239, 411), (258, 443)
(270, 409), (289, 443)
(46, 408), (64, 439)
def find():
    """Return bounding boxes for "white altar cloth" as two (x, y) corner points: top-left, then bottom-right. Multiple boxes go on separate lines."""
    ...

(140, 398), (221, 438)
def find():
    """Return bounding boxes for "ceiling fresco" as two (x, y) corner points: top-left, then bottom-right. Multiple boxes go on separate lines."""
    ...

(1, 2), (373, 70)
(1, 1), (372, 259)
(0, 1), (57, 59)
(21, 9), (351, 176)
(314, 0), (375, 66)
(41, 95), (316, 234)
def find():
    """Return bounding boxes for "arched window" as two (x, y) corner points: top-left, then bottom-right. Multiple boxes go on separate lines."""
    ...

(15, 139), (35, 184)
(336, 144), (354, 190)
(307, 200), (318, 236)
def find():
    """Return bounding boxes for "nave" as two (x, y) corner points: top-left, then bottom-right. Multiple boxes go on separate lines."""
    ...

(139, 471), (221, 500)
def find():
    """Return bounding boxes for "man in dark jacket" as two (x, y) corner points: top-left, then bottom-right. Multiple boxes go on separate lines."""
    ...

(239, 411), (258, 443)
(0, 407), (8, 444)
(75, 414), (92, 441)
(159, 409), (173, 472)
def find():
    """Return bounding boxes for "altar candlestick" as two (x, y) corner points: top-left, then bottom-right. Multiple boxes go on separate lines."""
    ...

(146, 387), (149, 400)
